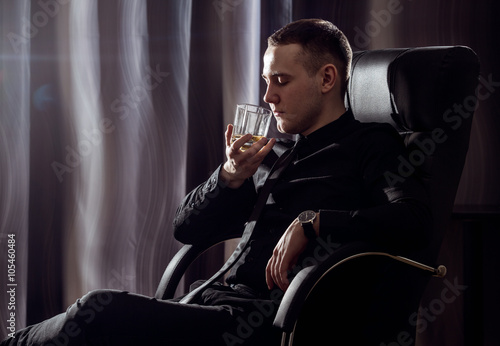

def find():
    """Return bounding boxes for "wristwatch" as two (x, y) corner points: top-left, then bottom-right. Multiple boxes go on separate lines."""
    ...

(298, 210), (318, 240)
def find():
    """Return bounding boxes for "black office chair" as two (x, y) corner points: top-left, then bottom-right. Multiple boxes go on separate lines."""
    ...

(155, 46), (479, 345)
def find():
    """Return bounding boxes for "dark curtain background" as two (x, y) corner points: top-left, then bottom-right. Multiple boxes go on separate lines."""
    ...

(1, 0), (499, 344)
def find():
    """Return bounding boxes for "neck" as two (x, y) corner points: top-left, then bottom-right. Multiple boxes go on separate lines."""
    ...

(302, 99), (346, 136)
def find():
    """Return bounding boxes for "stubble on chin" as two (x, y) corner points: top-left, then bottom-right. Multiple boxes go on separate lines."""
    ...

(276, 119), (295, 135)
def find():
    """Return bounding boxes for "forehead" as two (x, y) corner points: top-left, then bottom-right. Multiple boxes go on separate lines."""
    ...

(262, 43), (306, 77)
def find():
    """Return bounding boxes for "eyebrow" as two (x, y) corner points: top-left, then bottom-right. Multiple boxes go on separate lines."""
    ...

(261, 72), (291, 80)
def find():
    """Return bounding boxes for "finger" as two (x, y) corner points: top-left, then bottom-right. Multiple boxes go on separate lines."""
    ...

(255, 137), (276, 158)
(267, 248), (285, 291)
(270, 247), (287, 291)
(276, 250), (298, 292)
(226, 125), (249, 149)
(278, 267), (290, 291)
(265, 259), (275, 290)
(242, 137), (268, 161)
(225, 124), (233, 147)
(247, 136), (269, 153)
(275, 256), (288, 291)
(244, 137), (276, 165)
(230, 133), (252, 152)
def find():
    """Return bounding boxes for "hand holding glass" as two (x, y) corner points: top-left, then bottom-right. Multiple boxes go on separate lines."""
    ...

(231, 104), (273, 151)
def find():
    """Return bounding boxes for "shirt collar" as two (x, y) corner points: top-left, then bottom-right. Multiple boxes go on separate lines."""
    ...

(299, 108), (355, 144)
(292, 109), (355, 159)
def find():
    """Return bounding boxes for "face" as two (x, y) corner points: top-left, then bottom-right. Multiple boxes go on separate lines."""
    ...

(262, 43), (324, 136)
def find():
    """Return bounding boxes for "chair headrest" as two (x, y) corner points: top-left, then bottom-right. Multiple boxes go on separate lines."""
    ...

(347, 46), (479, 132)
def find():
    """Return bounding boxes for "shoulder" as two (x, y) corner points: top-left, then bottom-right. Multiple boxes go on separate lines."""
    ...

(352, 120), (402, 145)
(333, 110), (402, 145)
(346, 121), (407, 169)
(353, 118), (399, 134)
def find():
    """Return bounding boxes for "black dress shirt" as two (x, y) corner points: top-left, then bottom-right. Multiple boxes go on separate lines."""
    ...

(173, 109), (431, 295)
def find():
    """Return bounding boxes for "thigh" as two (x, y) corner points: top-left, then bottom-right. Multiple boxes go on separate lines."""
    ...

(5, 289), (239, 346)
(70, 289), (239, 345)
(5, 288), (282, 346)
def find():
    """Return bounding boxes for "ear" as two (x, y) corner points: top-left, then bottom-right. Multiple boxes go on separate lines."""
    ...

(320, 64), (337, 94)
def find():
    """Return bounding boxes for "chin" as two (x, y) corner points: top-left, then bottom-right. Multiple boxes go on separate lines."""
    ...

(277, 124), (300, 135)
(277, 121), (295, 135)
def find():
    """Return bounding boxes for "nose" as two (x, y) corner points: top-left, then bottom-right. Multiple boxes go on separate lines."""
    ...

(263, 84), (279, 105)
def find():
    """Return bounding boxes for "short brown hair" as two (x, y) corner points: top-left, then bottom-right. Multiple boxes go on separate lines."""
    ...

(268, 19), (352, 96)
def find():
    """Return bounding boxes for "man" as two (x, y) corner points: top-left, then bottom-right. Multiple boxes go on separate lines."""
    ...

(2, 19), (430, 345)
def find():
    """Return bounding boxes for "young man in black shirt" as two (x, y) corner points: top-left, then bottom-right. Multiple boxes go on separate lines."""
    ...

(2, 18), (430, 346)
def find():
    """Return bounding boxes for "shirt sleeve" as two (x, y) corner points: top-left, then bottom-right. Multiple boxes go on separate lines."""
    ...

(318, 125), (432, 252)
(173, 165), (257, 244)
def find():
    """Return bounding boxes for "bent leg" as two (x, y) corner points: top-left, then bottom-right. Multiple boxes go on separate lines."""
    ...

(2, 289), (240, 346)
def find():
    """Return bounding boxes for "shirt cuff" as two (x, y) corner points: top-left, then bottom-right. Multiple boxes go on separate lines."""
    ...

(318, 209), (355, 242)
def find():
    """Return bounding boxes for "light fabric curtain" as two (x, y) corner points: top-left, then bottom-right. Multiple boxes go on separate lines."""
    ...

(0, 0), (31, 336)
(0, 0), (293, 332)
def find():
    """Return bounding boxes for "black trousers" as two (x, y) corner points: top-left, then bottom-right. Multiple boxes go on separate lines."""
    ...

(1, 284), (282, 346)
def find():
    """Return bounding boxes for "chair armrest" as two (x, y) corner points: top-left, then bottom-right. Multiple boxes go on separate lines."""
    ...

(273, 241), (446, 332)
(155, 232), (242, 300)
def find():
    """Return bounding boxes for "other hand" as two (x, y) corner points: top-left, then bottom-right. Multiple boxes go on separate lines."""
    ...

(265, 218), (309, 292)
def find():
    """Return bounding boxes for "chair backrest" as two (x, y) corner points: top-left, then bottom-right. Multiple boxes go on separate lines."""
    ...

(347, 46), (480, 263)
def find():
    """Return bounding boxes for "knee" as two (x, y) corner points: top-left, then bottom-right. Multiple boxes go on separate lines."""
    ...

(68, 289), (116, 324)
(38, 290), (119, 346)
(80, 289), (116, 306)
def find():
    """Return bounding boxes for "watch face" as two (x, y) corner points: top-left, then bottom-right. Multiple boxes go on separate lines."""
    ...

(298, 210), (316, 222)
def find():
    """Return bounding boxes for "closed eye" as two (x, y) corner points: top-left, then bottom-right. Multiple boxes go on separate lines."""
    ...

(277, 77), (289, 85)
(262, 73), (291, 86)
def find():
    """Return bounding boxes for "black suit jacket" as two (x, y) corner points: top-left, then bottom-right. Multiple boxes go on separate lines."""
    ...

(173, 110), (431, 295)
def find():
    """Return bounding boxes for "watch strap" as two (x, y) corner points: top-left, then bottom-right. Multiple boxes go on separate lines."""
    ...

(302, 221), (317, 240)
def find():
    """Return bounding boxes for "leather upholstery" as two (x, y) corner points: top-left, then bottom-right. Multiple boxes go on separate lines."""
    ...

(349, 46), (479, 263)
(276, 46), (479, 344)
(349, 46), (479, 131)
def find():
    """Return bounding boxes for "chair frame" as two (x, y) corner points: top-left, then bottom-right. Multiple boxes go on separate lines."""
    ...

(156, 233), (447, 345)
